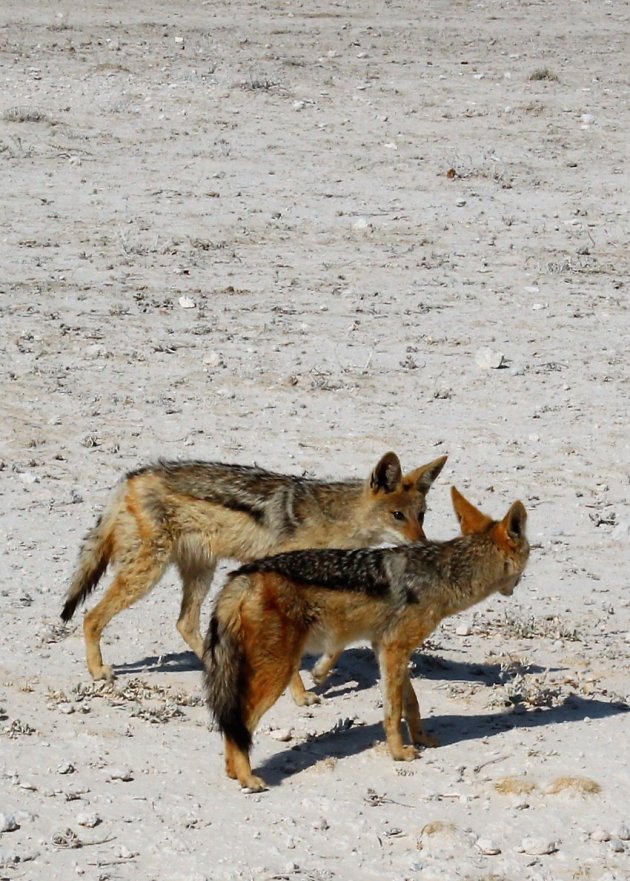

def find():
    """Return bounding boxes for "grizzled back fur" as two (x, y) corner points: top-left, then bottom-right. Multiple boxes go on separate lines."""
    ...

(235, 547), (393, 598)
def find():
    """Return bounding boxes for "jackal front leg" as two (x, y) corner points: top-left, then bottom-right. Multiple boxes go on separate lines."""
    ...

(378, 645), (418, 761)
(289, 671), (321, 706)
(402, 672), (439, 748)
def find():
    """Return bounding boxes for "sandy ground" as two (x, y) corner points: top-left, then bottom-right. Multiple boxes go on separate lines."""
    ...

(1, 0), (629, 878)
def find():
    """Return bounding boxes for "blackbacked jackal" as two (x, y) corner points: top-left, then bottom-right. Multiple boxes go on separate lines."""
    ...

(62, 452), (447, 686)
(205, 487), (529, 791)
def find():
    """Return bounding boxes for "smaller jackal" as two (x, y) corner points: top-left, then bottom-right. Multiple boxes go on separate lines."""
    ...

(205, 487), (529, 791)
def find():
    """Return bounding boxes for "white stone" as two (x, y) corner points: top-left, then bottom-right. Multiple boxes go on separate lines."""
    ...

(475, 347), (505, 369)
(591, 829), (611, 842)
(76, 812), (100, 828)
(520, 836), (557, 855)
(269, 728), (293, 742)
(0, 814), (18, 833)
(107, 767), (133, 782)
(476, 838), (501, 855)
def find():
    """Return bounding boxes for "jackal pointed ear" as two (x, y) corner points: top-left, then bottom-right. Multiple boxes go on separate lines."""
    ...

(503, 500), (527, 541)
(407, 454), (448, 494)
(451, 486), (493, 534)
(369, 452), (403, 494)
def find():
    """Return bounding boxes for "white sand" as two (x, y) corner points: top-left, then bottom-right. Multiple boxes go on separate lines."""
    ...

(1, 1), (628, 879)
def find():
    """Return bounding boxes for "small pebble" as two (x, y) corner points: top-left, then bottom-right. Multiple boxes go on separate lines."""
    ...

(455, 623), (472, 636)
(475, 347), (505, 369)
(0, 850), (19, 868)
(476, 837), (501, 855)
(107, 767), (133, 782)
(312, 817), (329, 831)
(0, 814), (18, 833)
(609, 838), (625, 853)
(178, 296), (196, 309)
(591, 829), (611, 842)
(58, 762), (75, 775)
(270, 728), (293, 742)
(203, 351), (222, 368)
(519, 836), (557, 855)
(616, 824), (630, 841)
(76, 812), (101, 828)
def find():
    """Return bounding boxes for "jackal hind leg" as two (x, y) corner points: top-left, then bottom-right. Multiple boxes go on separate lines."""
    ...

(289, 671), (320, 707)
(176, 558), (217, 659)
(311, 649), (342, 686)
(378, 645), (418, 761)
(402, 672), (439, 748)
(83, 553), (169, 682)
(225, 735), (266, 792)
(232, 624), (306, 790)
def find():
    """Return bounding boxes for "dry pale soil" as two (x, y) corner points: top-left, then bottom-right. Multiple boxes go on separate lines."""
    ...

(0, 1), (628, 880)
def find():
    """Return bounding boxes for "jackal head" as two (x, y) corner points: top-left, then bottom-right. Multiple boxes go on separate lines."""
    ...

(362, 452), (448, 545)
(451, 486), (529, 595)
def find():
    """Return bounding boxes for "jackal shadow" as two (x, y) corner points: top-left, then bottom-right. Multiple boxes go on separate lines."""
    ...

(114, 644), (548, 687)
(257, 694), (628, 787)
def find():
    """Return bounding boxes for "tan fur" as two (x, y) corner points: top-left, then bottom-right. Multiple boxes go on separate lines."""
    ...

(62, 453), (447, 683)
(205, 487), (530, 790)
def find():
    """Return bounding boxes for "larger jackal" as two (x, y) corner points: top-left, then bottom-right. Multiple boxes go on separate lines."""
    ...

(205, 487), (529, 791)
(62, 452), (447, 686)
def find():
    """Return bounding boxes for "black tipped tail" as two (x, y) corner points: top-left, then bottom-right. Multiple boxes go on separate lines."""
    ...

(61, 518), (111, 621)
(204, 612), (251, 753)
(61, 594), (81, 623)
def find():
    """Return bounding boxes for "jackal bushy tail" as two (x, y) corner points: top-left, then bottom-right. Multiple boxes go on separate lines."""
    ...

(61, 491), (120, 622)
(204, 594), (251, 753)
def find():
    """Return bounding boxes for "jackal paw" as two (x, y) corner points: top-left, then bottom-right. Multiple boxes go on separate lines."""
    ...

(311, 664), (333, 686)
(90, 664), (115, 682)
(241, 775), (268, 793)
(293, 689), (321, 707)
(391, 745), (419, 762)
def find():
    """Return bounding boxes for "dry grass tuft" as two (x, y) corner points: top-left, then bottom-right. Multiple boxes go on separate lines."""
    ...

(528, 67), (560, 82)
(494, 775), (537, 795)
(421, 820), (457, 836)
(3, 107), (49, 123)
(546, 775), (601, 795)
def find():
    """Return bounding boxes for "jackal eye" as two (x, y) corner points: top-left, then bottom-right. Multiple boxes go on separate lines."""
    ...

(392, 510), (406, 521)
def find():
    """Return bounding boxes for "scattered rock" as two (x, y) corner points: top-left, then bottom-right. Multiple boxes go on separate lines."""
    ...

(107, 767), (133, 782)
(611, 520), (630, 541)
(203, 351), (222, 368)
(0, 850), (19, 868)
(475, 347), (505, 369)
(178, 296), (196, 309)
(476, 837), (501, 855)
(519, 837), (558, 855)
(269, 728), (293, 742)
(616, 824), (630, 841)
(455, 623), (472, 636)
(58, 762), (75, 775)
(76, 812), (101, 828)
(0, 814), (19, 833)
(591, 829), (611, 842)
